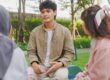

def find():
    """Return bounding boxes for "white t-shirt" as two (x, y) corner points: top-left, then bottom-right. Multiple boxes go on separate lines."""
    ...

(44, 30), (53, 67)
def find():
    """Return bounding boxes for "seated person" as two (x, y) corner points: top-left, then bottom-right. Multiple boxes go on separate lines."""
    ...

(27, 0), (74, 80)
(0, 5), (28, 80)
(75, 5), (110, 80)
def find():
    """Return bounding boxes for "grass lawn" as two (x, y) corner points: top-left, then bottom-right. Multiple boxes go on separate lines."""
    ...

(70, 49), (90, 70)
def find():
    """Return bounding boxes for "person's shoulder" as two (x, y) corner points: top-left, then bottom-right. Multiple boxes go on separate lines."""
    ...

(97, 38), (110, 49)
(13, 47), (25, 57)
(56, 23), (69, 32)
(56, 23), (66, 29)
(31, 25), (43, 33)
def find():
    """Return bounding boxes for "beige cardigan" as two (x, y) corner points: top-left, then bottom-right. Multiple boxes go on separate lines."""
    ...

(27, 22), (74, 67)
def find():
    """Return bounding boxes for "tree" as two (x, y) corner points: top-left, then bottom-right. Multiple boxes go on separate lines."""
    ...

(59, 0), (94, 60)
(59, 0), (98, 39)
(18, 0), (26, 42)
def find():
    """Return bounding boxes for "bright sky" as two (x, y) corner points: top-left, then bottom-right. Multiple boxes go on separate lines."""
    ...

(0, 0), (109, 18)
(0, 0), (39, 13)
(0, 0), (71, 18)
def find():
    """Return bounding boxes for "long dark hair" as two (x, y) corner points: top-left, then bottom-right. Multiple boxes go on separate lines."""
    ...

(81, 5), (110, 38)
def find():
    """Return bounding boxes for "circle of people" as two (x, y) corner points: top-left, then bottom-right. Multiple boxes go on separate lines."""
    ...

(0, 0), (110, 80)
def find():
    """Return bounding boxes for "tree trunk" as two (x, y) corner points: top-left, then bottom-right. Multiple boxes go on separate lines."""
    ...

(70, 0), (77, 60)
(108, 0), (110, 5)
(18, 0), (22, 42)
(22, 0), (26, 42)
(18, 0), (25, 42)
(70, 0), (75, 40)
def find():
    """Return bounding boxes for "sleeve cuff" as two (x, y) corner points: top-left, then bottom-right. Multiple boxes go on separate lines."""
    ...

(57, 60), (68, 67)
(31, 61), (39, 65)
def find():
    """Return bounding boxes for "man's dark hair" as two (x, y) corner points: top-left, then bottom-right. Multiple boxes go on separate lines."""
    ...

(81, 5), (110, 38)
(39, 0), (57, 11)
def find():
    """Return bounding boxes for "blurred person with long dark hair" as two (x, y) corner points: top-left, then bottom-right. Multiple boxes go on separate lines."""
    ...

(75, 5), (110, 80)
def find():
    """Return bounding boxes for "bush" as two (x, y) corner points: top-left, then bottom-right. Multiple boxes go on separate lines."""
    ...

(11, 19), (19, 29)
(11, 18), (71, 31)
(18, 42), (27, 51)
(26, 18), (42, 32)
(18, 36), (91, 50)
(76, 19), (85, 36)
(11, 18), (71, 43)
(12, 18), (88, 44)
(74, 36), (91, 48)
(56, 19), (71, 28)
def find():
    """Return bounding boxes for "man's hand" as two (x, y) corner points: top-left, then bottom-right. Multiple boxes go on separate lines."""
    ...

(32, 62), (45, 74)
(46, 61), (63, 75)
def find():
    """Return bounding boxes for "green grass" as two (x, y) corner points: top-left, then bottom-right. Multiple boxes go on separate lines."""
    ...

(70, 50), (90, 70)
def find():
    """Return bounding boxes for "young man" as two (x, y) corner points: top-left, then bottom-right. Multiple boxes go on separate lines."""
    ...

(27, 0), (74, 80)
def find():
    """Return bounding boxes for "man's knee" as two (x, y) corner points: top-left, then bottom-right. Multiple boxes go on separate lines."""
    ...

(54, 67), (68, 80)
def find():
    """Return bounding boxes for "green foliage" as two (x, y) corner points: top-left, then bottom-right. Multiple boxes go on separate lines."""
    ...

(74, 36), (91, 48)
(59, 0), (93, 16)
(18, 36), (91, 51)
(12, 18), (71, 29)
(11, 18), (71, 42)
(56, 19), (76, 33)
(76, 19), (85, 36)
(25, 18), (42, 32)
(56, 19), (71, 28)
(11, 19), (19, 29)
(11, 18), (89, 44)
(77, 0), (91, 9)
(11, 18), (71, 31)
(11, 18), (42, 31)
(18, 42), (27, 51)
